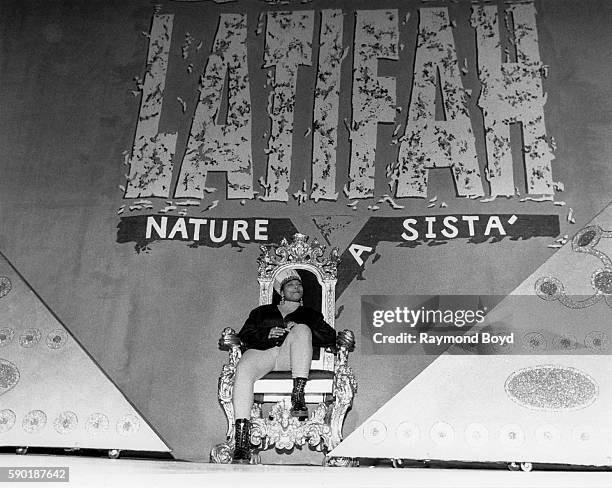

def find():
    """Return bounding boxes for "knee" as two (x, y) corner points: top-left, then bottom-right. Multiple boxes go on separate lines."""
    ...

(288, 323), (312, 342)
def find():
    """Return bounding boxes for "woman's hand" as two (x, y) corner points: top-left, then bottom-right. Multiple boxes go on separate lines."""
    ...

(268, 327), (287, 339)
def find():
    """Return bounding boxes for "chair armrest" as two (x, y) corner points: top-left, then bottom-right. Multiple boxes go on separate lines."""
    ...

(218, 327), (243, 350)
(336, 329), (355, 352)
(325, 329), (355, 355)
(219, 327), (243, 369)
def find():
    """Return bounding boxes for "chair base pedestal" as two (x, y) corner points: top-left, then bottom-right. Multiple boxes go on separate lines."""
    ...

(211, 399), (338, 464)
(251, 399), (332, 454)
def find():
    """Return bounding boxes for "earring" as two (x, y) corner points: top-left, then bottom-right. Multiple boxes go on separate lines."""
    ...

(280, 294), (285, 305)
(299, 298), (303, 306)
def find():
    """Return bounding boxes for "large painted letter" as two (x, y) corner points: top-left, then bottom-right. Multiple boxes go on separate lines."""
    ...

(347, 10), (398, 200)
(393, 8), (483, 199)
(124, 14), (177, 198)
(311, 9), (344, 202)
(174, 14), (254, 200)
(261, 11), (314, 202)
(471, 4), (554, 196)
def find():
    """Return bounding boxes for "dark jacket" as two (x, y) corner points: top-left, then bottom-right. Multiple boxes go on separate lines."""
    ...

(238, 304), (336, 351)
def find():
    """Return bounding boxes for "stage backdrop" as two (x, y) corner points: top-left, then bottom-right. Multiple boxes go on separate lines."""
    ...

(1, 0), (611, 462)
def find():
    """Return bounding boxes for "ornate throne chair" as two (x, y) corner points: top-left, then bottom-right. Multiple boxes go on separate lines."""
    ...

(210, 233), (357, 465)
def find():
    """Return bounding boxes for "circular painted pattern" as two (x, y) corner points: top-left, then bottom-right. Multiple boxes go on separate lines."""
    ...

(395, 422), (419, 446)
(0, 277), (12, 298)
(22, 410), (47, 433)
(577, 229), (598, 247)
(430, 422), (454, 446)
(19, 329), (41, 348)
(46, 329), (68, 349)
(85, 413), (109, 434)
(505, 365), (598, 411)
(0, 328), (15, 347)
(465, 423), (489, 447)
(362, 420), (387, 445)
(572, 425), (593, 443)
(499, 424), (525, 446)
(535, 277), (563, 301)
(0, 359), (20, 395)
(117, 414), (141, 436)
(54, 411), (78, 434)
(0, 409), (16, 433)
(592, 269), (612, 295)
(522, 332), (547, 352)
(535, 425), (560, 445)
(585, 331), (608, 352)
(552, 335), (577, 351)
(572, 226), (601, 249)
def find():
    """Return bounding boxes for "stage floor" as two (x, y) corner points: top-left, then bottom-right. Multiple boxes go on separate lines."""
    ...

(1, 455), (612, 488)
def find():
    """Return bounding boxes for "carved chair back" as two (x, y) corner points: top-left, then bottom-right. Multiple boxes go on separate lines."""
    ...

(255, 234), (340, 392)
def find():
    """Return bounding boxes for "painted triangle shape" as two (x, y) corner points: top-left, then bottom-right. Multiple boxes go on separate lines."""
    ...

(331, 201), (612, 466)
(0, 251), (171, 453)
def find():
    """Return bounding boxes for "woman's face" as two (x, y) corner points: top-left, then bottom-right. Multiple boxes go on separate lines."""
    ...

(282, 279), (303, 302)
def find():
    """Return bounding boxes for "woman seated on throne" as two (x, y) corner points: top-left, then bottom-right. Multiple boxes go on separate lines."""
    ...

(231, 269), (337, 463)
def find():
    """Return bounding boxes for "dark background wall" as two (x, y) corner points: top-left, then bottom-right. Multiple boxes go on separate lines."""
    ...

(0, 0), (611, 462)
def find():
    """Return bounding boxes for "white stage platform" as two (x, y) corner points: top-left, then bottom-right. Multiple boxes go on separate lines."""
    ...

(1, 455), (612, 488)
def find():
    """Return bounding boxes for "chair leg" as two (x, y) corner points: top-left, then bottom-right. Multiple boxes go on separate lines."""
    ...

(328, 365), (357, 450)
(212, 354), (238, 463)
